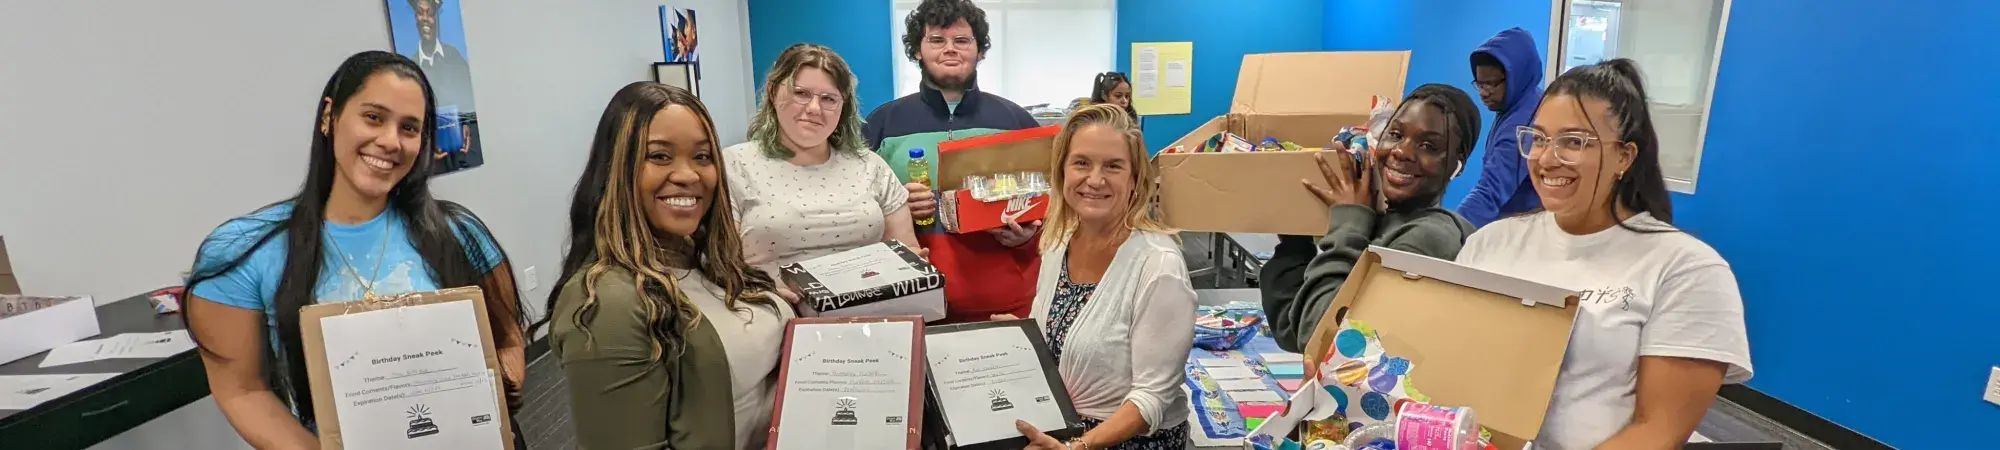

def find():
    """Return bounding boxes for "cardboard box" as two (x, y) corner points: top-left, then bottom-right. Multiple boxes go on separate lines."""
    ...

(1155, 51), (1411, 235)
(1301, 246), (1579, 449)
(0, 236), (19, 295)
(780, 242), (947, 322)
(937, 189), (1049, 235)
(936, 125), (1060, 192)
(300, 287), (514, 450)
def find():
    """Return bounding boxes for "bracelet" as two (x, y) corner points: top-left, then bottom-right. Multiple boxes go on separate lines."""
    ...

(1067, 438), (1094, 450)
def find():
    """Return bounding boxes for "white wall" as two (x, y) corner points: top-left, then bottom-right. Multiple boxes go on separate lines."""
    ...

(0, 0), (757, 316)
(1, 0), (755, 446)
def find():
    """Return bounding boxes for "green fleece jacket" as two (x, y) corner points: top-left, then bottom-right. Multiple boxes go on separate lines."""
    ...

(1259, 204), (1475, 352)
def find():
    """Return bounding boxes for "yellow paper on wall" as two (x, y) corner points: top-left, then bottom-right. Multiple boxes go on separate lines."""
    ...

(1130, 42), (1193, 115)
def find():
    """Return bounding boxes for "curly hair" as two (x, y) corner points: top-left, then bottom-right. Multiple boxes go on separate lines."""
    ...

(900, 0), (991, 62)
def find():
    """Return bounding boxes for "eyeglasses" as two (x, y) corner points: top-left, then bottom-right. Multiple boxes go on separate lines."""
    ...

(1516, 126), (1611, 165)
(787, 85), (843, 112)
(923, 35), (976, 50)
(1472, 78), (1504, 90)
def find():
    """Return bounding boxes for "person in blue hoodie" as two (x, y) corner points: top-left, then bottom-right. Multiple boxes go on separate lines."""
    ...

(1458, 27), (1546, 227)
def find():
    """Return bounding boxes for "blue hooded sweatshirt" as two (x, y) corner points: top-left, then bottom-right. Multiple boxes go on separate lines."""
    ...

(1457, 27), (1545, 227)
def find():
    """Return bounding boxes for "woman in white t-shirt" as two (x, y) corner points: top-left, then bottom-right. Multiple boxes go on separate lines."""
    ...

(1454, 59), (1751, 450)
(724, 43), (918, 284)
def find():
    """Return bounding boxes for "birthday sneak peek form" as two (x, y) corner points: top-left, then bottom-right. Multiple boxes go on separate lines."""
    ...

(772, 322), (916, 450)
(925, 327), (1065, 446)
(320, 301), (502, 449)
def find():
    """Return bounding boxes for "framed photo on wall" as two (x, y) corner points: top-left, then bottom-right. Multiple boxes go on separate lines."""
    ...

(385, 0), (484, 176)
(652, 62), (699, 97)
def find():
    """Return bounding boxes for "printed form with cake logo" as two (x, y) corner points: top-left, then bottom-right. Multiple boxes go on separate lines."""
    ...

(318, 300), (502, 449)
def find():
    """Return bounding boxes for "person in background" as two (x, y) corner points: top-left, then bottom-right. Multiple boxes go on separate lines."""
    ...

(1088, 71), (1141, 128)
(544, 82), (793, 450)
(865, 0), (1044, 323)
(1016, 104), (1194, 450)
(1458, 27), (1546, 227)
(1259, 84), (1482, 352)
(727, 43), (917, 287)
(1459, 59), (1750, 449)
(182, 50), (526, 449)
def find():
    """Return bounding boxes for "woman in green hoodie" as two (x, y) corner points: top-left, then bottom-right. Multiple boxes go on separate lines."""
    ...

(1259, 84), (1482, 352)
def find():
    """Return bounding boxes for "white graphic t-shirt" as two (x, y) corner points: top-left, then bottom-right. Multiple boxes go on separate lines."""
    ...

(1456, 212), (1752, 450)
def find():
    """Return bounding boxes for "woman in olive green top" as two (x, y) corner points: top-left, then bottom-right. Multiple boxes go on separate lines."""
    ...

(543, 82), (794, 450)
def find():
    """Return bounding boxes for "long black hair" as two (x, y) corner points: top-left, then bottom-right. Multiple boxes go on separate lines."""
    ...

(536, 83), (778, 361)
(1540, 58), (1675, 229)
(1089, 71), (1141, 123)
(183, 50), (520, 425)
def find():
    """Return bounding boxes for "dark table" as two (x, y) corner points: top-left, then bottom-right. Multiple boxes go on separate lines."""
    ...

(0, 291), (209, 449)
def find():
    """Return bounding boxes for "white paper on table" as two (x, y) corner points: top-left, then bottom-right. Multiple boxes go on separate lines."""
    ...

(1244, 378), (1342, 443)
(794, 244), (923, 294)
(1227, 390), (1285, 404)
(1165, 61), (1189, 88)
(39, 330), (195, 368)
(924, 326), (1066, 446)
(1196, 358), (1249, 369)
(0, 296), (98, 366)
(1259, 352), (1303, 364)
(1215, 378), (1267, 392)
(319, 301), (503, 449)
(0, 373), (117, 410)
(773, 321), (917, 450)
(1203, 366), (1258, 380)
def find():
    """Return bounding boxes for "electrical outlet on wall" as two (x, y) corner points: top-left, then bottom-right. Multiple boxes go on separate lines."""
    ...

(1986, 366), (2000, 406)
(520, 266), (539, 292)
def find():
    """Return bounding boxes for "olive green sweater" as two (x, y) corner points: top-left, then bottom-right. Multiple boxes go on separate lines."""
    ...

(551, 267), (739, 450)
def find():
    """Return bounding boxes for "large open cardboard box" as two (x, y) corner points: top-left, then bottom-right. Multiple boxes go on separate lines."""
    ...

(1302, 246), (1580, 449)
(0, 236), (19, 294)
(1156, 51), (1410, 235)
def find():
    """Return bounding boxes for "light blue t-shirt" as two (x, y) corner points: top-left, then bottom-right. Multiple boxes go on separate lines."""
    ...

(190, 202), (504, 347)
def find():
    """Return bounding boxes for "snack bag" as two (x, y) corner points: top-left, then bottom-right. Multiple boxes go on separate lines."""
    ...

(1309, 320), (1429, 443)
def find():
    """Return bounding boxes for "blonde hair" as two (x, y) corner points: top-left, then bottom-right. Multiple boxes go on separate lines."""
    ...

(1040, 104), (1173, 252)
(748, 43), (868, 159)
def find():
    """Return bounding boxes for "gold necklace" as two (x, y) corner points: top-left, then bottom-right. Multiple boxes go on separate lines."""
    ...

(327, 214), (395, 301)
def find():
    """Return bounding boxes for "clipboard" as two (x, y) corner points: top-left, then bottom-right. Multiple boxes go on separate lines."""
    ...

(767, 316), (928, 450)
(299, 287), (514, 450)
(921, 319), (1082, 450)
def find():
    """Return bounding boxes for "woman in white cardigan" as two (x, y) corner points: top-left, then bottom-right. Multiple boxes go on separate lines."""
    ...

(1015, 104), (1196, 450)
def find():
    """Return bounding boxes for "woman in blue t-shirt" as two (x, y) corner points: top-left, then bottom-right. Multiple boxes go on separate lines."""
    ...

(181, 51), (527, 448)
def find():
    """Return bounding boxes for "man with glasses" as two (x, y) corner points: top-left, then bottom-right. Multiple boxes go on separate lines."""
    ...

(864, 0), (1043, 325)
(1459, 27), (1547, 227)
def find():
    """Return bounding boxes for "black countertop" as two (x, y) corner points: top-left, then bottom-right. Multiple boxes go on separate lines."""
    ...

(0, 290), (210, 449)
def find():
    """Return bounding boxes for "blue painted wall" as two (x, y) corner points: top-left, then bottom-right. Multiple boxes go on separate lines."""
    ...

(1322, 0), (1550, 208)
(1115, 0), (1326, 154)
(747, 0), (898, 116)
(1326, 0), (2000, 447)
(1674, 1), (2000, 447)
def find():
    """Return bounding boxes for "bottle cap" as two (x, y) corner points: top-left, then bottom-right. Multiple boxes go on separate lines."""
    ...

(909, 148), (926, 158)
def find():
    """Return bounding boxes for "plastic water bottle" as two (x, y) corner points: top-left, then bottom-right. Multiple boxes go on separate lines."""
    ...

(908, 148), (935, 226)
